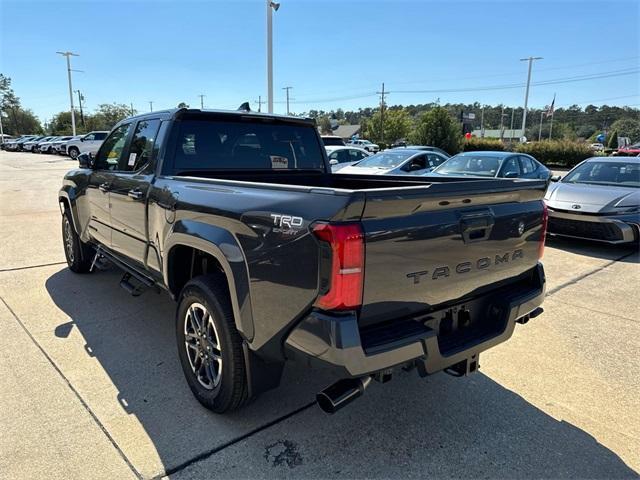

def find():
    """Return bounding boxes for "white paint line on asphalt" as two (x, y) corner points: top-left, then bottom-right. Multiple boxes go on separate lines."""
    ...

(0, 295), (144, 480)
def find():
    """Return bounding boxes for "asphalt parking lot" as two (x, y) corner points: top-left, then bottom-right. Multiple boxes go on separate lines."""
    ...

(1, 150), (638, 479)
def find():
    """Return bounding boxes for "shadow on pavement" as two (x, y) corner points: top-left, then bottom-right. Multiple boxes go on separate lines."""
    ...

(546, 235), (639, 263)
(44, 268), (637, 478)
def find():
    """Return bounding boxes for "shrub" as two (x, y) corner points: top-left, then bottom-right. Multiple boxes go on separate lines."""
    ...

(514, 140), (593, 168)
(462, 138), (505, 152)
(607, 129), (619, 149)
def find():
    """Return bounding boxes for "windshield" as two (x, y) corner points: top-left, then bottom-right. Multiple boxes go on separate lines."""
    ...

(352, 151), (413, 169)
(562, 161), (640, 187)
(434, 155), (501, 177)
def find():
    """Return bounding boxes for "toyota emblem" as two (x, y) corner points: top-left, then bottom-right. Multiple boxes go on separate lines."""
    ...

(571, 204), (582, 210)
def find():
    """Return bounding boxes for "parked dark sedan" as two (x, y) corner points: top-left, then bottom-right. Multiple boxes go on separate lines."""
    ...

(391, 145), (451, 158)
(429, 151), (551, 180)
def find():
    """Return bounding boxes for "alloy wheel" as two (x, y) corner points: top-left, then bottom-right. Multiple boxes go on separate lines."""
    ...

(184, 302), (222, 389)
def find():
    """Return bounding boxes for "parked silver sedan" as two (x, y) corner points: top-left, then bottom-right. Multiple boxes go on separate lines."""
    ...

(545, 157), (640, 244)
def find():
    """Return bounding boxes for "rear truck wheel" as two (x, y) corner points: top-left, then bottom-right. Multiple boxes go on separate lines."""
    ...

(62, 209), (93, 273)
(176, 274), (248, 413)
(68, 147), (79, 160)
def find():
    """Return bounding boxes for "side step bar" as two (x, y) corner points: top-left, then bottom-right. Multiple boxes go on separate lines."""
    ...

(91, 247), (156, 296)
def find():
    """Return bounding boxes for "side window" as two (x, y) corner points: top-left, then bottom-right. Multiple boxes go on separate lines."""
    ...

(84, 133), (96, 141)
(94, 124), (132, 170)
(519, 156), (536, 174)
(329, 151), (339, 160)
(120, 119), (161, 172)
(348, 149), (363, 161)
(426, 153), (444, 168)
(502, 157), (521, 177)
(94, 132), (108, 141)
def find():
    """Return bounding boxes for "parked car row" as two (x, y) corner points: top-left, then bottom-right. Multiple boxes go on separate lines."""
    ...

(1, 131), (108, 158)
(323, 143), (639, 245)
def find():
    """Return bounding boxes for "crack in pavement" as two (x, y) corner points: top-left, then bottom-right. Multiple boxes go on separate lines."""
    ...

(545, 250), (637, 297)
(0, 261), (67, 273)
(0, 295), (143, 480)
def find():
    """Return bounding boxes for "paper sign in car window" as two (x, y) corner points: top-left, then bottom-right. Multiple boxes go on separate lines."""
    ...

(270, 155), (288, 169)
(128, 153), (137, 166)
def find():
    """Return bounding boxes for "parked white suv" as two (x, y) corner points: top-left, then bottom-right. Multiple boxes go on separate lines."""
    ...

(347, 139), (379, 153)
(65, 131), (109, 159)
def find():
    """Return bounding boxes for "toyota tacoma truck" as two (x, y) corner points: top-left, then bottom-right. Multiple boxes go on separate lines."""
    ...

(59, 108), (547, 414)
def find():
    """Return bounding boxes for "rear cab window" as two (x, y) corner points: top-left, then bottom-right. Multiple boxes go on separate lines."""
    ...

(172, 116), (325, 173)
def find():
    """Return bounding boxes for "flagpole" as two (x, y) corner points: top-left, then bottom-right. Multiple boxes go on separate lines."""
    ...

(538, 111), (544, 142)
(548, 93), (556, 140)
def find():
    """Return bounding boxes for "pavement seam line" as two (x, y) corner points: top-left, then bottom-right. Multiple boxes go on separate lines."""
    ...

(153, 400), (317, 479)
(545, 251), (637, 297)
(0, 295), (143, 480)
(546, 298), (640, 325)
(0, 261), (67, 273)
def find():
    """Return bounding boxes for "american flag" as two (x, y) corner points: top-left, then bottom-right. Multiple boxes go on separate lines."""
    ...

(545, 94), (556, 117)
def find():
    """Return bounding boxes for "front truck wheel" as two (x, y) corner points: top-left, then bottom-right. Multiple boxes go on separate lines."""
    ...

(176, 274), (248, 413)
(62, 209), (93, 273)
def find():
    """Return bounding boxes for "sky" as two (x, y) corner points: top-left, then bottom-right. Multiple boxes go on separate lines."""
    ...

(1, 0), (639, 123)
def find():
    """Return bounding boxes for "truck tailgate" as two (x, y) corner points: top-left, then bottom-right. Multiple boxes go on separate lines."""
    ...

(359, 179), (547, 326)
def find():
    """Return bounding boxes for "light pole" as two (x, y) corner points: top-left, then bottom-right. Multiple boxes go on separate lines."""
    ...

(519, 56), (542, 139)
(149, 101), (154, 112)
(198, 94), (206, 109)
(266, 1), (280, 113)
(56, 51), (79, 136)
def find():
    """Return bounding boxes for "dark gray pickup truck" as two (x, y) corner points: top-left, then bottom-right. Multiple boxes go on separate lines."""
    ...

(59, 108), (547, 414)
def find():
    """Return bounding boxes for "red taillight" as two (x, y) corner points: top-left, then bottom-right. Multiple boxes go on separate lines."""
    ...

(312, 223), (364, 311)
(538, 201), (549, 259)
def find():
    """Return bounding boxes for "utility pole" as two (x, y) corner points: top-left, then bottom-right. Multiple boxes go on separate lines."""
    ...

(266, 1), (280, 113)
(130, 102), (135, 115)
(75, 90), (85, 127)
(519, 56), (543, 140)
(255, 95), (263, 112)
(56, 51), (79, 136)
(198, 94), (206, 109)
(499, 105), (506, 141)
(480, 105), (485, 138)
(548, 94), (556, 140)
(509, 108), (515, 144)
(376, 82), (388, 145)
(148, 101), (153, 112)
(282, 86), (292, 115)
(538, 110), (545, 141)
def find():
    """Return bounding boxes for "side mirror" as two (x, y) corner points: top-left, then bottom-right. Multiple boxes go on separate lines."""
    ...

(504, 171), (519, 178)
(550, 175), (561, 182)
(78, 152), (93, 168)
(329, 159), (339, 166)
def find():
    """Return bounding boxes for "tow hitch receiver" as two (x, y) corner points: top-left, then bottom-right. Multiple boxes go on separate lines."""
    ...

(444, 354), (480, 378)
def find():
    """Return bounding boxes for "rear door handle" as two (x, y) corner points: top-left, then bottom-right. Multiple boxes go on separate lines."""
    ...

(98, 182), (111, 193)
(128, 188), (144, 200)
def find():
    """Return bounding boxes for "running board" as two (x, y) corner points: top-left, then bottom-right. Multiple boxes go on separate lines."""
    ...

(91, 246), (156, 296)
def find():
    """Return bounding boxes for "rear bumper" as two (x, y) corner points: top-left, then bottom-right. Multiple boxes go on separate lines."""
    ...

(547, 208), (639, 244)
(285, 264), (546, 377)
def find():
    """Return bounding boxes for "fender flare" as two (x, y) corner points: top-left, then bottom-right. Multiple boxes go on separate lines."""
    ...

(58, 189), (80, 234)
(164, 220), (255, 342)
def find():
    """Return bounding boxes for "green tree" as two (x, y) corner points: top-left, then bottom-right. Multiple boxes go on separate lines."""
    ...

(384, 109), (413, 144)
(410, 106), (461, 154)
(49, 111), (75, 135)
(607, 129), (619, 149)
(177, 102), (189, 108)
(317, 116), (332, 134)
(87, 103), (133, 131)
(609, 118), (640, 142)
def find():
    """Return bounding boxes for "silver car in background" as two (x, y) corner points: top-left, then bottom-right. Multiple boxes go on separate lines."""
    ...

(545, 157), (640, 244)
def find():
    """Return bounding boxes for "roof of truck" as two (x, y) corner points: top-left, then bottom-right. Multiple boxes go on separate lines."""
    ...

(121, 108), (314, 125)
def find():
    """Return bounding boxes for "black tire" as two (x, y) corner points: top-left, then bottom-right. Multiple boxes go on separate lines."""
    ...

(62, 209), (93, 273)
(176, 274), (247, 413)
(68, 147), (79, 160)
